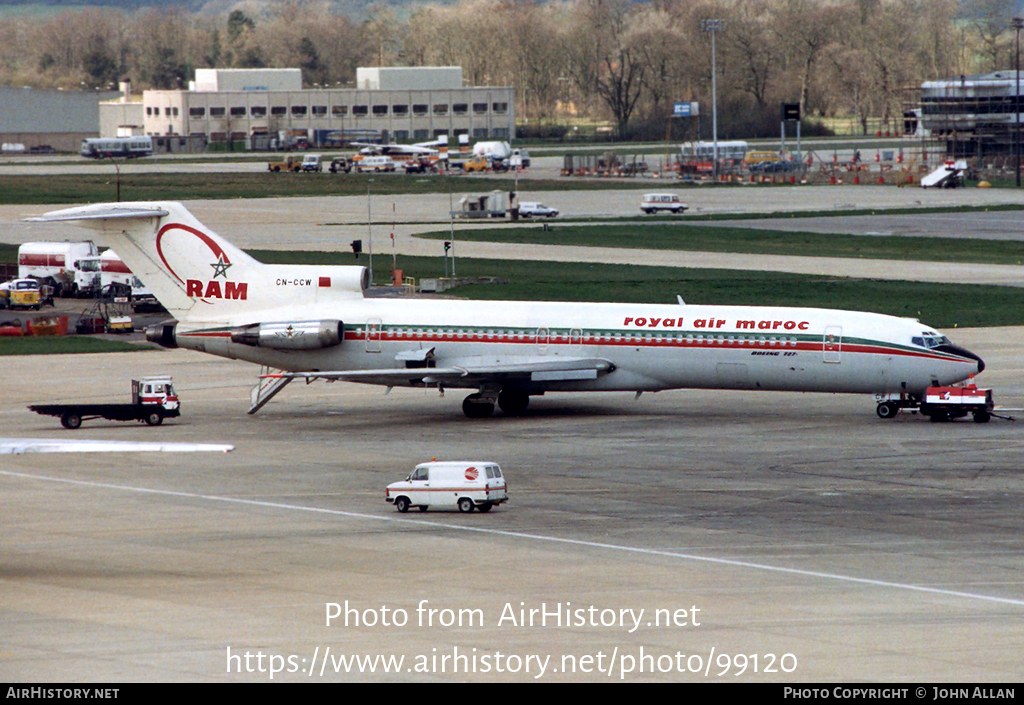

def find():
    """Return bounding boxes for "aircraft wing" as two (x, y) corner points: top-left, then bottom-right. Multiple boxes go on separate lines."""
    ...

(350, 143), (381, 155)
(350, 142), (435, 156)
(267, 356), (616, 388)
(0, 438), (233, 454)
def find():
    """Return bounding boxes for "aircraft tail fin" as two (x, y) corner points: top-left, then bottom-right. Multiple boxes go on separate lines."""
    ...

(26, 202), (264, 322)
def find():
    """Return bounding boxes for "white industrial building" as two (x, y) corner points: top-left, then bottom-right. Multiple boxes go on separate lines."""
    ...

(101, 67), (515, 153)
(2, 86), (120, 152)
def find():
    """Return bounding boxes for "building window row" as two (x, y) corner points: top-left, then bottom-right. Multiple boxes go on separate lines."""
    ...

(921, 95), (1023, 116)
(180, 102), (508, 120)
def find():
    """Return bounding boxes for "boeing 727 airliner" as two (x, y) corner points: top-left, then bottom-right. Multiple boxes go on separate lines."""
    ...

(28, 202), (984, 418)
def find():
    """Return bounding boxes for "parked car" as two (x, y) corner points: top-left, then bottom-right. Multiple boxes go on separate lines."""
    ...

(518, 202), (559, 218)
(750, 160), (798, 173)
(404, 157), (438, 174)
(328, 156), (352, 174)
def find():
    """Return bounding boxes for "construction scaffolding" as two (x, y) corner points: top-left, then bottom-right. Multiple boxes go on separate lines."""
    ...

(904, 72), (1024, 178)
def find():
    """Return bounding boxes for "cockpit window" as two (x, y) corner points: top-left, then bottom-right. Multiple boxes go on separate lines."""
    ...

(912, 334), (950, 349)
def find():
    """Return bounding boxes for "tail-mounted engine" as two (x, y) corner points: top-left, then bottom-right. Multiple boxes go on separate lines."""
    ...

(145, 322), (178, 349)
(231, 320), (344, 350)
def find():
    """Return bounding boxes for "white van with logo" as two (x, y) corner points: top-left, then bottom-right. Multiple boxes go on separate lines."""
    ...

(385, 461), (508, 513)
(356, 155), (396, 173)
(640, 193), (688, 214)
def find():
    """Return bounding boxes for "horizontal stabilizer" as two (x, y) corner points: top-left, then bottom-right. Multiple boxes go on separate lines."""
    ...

(25, 204), (169, 226)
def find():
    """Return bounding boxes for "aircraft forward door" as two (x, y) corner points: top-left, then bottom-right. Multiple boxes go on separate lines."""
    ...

(823, 326), (842, 363)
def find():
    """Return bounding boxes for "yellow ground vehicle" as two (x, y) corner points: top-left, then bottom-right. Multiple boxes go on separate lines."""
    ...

(0, 279), (42, 310)
(463, 155), (490, 173)
(267, 155), (304, 172)
(744, 150), (782, 167)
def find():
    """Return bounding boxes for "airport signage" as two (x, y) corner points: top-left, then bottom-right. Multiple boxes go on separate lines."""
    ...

(673, 102), (699, 117)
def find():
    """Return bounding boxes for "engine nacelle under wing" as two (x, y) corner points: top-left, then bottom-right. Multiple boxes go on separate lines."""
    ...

(231, 320), (344, 350)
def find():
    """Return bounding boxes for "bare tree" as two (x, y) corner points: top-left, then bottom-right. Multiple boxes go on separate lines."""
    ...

(726, 0), (779, 110)
(632, 6), (689, 120)
(0, 0), (1011, 141)
(775, 0), (839, 118)
(564, 0), (647, 137)
(500, 0), (566, 123)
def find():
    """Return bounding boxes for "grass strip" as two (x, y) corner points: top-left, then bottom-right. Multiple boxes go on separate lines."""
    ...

(418, 222), (1024, 265)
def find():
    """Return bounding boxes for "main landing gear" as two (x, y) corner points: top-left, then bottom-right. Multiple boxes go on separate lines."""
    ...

(461, 390), (531, 418)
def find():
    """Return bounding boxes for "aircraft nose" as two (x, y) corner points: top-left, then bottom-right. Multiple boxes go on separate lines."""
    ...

(937, 344), (985, 373)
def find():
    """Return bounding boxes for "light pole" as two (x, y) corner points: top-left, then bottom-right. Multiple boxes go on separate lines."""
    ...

(367, 179), (374, 282)
(1014, 17), (1023, 188)
(701, 19), (724, 181)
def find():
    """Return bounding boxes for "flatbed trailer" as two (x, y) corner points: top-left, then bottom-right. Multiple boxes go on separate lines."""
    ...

(29, 376), (180, 429)
(29, 403), (180, 429)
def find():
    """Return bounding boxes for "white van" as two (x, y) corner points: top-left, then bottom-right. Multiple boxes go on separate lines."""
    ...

(640, 193), (688, 214)
(385, 461), (509, 513)
(301, 154), (323, 172)
(356, 155), (395, 173)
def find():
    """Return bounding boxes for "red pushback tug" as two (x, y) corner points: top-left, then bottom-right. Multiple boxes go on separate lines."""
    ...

(922, 384), (995, 423)
(877, 382), (999, 423)
(29, 376), (180, 429)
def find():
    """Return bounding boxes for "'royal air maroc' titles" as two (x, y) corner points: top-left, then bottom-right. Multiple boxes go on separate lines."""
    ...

(623, 316), (810, 331)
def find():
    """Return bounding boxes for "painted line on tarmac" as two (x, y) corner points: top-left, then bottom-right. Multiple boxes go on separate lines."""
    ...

(5, 468), (1024, 608)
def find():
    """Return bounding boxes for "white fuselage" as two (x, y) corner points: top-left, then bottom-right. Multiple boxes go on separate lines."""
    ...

(175, 298), (977, 396)
(27, 201), (983, 413)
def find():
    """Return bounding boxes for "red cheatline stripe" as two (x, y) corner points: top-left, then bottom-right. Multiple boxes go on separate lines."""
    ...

(180, 326), (971, 364)
(343, 330), (965, 361)
(387, 485), (507, 495)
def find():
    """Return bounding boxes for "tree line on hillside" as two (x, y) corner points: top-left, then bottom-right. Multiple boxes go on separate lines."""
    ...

(0, 0), (1021, 140)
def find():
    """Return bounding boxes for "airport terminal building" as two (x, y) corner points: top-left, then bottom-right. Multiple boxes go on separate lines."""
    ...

(104, 67), (515, 152)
